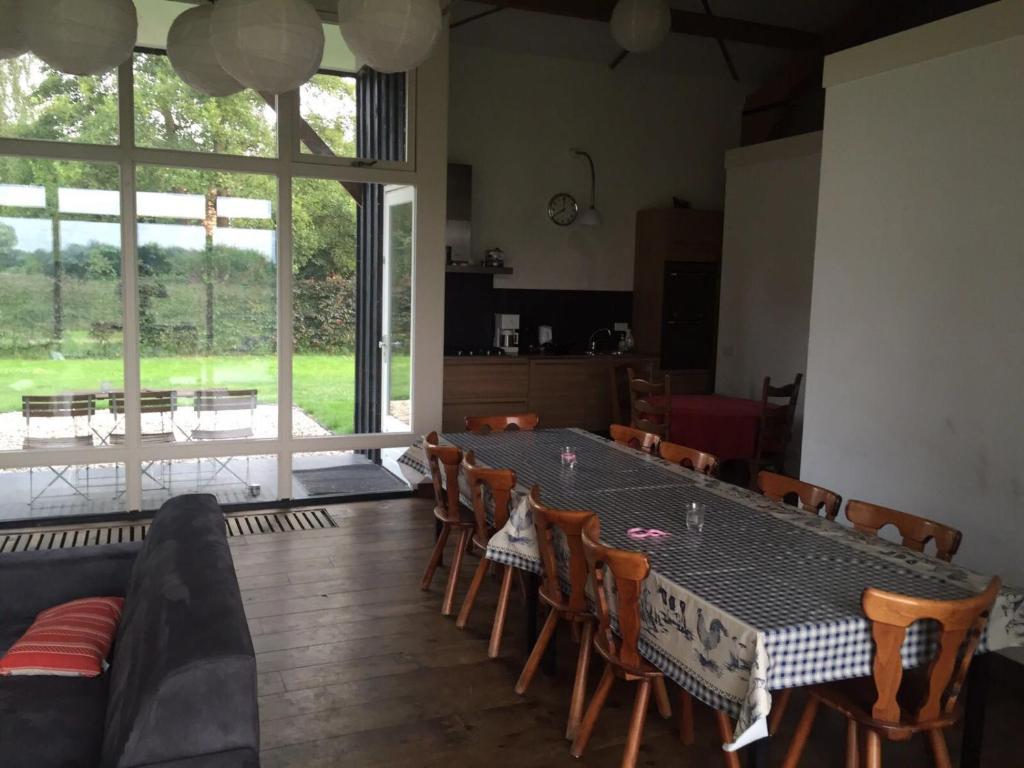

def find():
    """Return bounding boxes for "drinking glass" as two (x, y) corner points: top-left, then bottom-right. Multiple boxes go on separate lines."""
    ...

(685, 502), (706, 532)
(560, 446), (577, 470)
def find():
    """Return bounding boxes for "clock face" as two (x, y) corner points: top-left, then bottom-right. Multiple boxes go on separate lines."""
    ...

(548, 193), (578, 226)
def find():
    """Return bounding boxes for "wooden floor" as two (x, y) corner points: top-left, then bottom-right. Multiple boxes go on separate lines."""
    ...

(232, 497), (1024, 768)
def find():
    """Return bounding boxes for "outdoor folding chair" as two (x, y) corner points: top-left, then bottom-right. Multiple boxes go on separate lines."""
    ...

(109, 390), (179, 494)
(22, 394), (97, 505)
(190, 389), (258, 492)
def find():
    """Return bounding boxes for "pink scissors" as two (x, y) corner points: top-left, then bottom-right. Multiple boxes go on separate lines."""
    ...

(627, 527), (671, 540)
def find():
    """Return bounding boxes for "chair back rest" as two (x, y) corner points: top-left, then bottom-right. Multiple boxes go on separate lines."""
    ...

(581, 516), (650, 669)
(659, 440), (719, 476)
(22, 394), (96, 419)
(757, 471), (841, 520)
(862, 577), (1000, 725)
(529, 486), (594, 613)
(424, 432), (462, 524)
(464, 412), (539, 434)
(611, 362), (652, 425)
(845, 500), (962, 562)
(194, 389), (257, 413)
(609, 423), (661, 454)
(628, 368), (671, 438)
(110, 391), (178, 416)
(761, 373), (803, 414)
(462, 452), (517, 538)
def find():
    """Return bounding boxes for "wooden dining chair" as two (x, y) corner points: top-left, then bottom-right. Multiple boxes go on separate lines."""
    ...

(781, 578), (1001, 768)
(659, 440), (720, 477)
(609, 423), (661, 454)
(421, 432), (475, 616)
(628, 367), (672, 440)
(757, 471), (842, 521)
(845, 500), (963, 562)
(464, 412), (540, 433)
(572, 516), (682, 768)
(454, 453), (519, 658)
(514, 487), (595, 740)
(611, 361), (653, 426)
(751, 373), (803, 477)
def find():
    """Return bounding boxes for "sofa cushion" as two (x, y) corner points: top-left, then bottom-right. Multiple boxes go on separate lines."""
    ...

(0, 673), (109, 768)
(100, 494), (259, 768)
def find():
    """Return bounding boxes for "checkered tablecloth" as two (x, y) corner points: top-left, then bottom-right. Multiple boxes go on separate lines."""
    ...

(407, 428), (1024, 750)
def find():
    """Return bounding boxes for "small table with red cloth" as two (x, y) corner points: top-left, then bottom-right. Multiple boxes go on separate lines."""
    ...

(667, 395), (778, 461)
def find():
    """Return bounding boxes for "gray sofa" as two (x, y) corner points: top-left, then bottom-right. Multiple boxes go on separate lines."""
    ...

(0, 494), (260, 768)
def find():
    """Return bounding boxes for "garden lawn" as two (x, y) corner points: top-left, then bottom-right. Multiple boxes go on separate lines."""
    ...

(0, 354), (409, 436)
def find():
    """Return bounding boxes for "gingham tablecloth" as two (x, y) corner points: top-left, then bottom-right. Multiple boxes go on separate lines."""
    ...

(402, 428), (1024, 750)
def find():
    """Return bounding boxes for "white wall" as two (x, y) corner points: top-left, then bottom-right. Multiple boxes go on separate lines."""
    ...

(802, 1), (1024, 588)
(448, 43), (744, 290)
(716, 132), (822, 470)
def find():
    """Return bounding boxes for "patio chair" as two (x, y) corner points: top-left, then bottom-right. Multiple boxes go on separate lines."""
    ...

(109, 391), (179, 494)
(22, 394), (97, 505)
(190, 389), (258, 492)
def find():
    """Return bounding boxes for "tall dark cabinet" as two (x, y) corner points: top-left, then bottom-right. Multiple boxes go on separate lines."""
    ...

(632, 208), (722, 393)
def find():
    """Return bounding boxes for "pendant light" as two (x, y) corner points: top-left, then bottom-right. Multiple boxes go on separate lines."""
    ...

(24, 0), (137, 76)
(571, 149), (602, 227)
(167, 4), (244, 98)
(337, 0), (443, 74)
(610, 0), (672, 53)
(0, 0), (28, 60)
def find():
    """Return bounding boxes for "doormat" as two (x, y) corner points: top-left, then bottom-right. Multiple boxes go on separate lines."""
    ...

(293, 463), (411, 496)
(0, 508), (335, 554)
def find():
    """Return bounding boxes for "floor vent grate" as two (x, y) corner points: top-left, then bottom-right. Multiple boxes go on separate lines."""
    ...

(0, 508), (335, 554)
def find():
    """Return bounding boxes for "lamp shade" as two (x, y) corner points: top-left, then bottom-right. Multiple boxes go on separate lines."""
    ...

(167, 5), (243, 98)
(211, 0), (324, 95)
(0, 0), (28, 60)
(24, 0), (137, 76)
(338, 0), (442, 74)
(610, 0), (671, 53)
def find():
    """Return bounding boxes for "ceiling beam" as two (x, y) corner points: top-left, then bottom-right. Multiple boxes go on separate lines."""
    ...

(483, 0), (818, 49)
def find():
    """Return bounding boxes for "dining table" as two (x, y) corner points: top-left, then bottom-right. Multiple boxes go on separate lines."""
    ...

(408, 427), (1024, 767)
(667, 394), (776, 461)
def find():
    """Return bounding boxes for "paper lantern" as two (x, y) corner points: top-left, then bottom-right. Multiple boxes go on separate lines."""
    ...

(167, 5), (243, 97)
(24, 0), (137, 76)
(0, 0), (28, 60)
(337, 0), (442, 74)
(211, 0), (324, 95)
(610, 0), (671, 53)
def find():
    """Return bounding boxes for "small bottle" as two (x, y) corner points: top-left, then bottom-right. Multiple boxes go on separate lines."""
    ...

(622, 326), (635, 352)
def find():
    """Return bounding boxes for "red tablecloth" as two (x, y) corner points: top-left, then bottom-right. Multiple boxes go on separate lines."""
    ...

(668, 395), (775, 461)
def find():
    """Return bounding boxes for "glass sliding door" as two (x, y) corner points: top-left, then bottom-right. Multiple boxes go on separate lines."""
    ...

(382, 185), (413, 432)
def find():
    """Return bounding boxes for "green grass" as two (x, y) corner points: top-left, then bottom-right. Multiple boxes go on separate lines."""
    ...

(0, 354), (409, 436)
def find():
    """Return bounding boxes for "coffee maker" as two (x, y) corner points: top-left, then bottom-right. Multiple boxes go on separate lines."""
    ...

(494, 314), (520, 356)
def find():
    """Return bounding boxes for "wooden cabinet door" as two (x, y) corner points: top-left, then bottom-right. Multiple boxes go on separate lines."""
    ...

(528, 360), (610, 431)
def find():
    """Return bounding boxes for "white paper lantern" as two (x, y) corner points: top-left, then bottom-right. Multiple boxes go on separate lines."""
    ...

(0, 0), (29, 60)
(24, 0), (137, 76)
(167, 5), (243, 98)
(211, 0), (324, 95)
(338, 0), (442, 74)
(610, 0), (671, 53)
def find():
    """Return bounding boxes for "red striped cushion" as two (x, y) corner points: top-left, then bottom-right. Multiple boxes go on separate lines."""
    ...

(0, 596), (124, 677)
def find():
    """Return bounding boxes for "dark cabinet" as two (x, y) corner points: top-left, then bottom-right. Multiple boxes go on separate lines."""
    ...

(660, 261), (719, 370)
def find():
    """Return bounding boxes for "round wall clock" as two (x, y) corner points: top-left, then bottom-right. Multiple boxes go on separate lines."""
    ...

(547, 192), (578, 226)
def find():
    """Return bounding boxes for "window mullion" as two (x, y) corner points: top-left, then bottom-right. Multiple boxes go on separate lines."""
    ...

(276, 90), (297, 501)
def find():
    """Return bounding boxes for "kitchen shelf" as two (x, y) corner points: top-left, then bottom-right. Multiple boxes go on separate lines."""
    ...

(445, 264), (513, 275)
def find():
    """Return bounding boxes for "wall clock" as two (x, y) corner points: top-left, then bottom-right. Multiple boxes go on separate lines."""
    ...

(547, 192), (578, 226)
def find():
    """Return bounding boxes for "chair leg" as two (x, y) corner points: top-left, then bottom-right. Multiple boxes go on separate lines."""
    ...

(652, 677), (672, 719)
(455, 554), (489, 629)
(769, 688), (793, 735)
(864, 729), (882, 768)
(441, 527), (470, 616)
(421, 523), (449, 590)
(515, 607), (560, 695)
(780, 697), (819, 768)
(926, 729), (952, 768)
(677, 689), (695, 746)
(622, 680), (652, 768)
(566, 619), (594, 740)
(570, 662), (616, 759)
(714, 711), (741, 768)
(845, 720), (859, 768)
(487, 565), (515, 658)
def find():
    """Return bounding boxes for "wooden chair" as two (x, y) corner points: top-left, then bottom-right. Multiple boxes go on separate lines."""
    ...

(659, 440), (720, 476)
(464, 412), (539, 433)
(611, 362), (653, 426)
(420, 432), (475, 616)
(572, 516), (686, 768)
(609, 423), (661, 454)
(454, 453), (519, 657)
(628, 367), (672, 440)
(845, 500), (962, 562)
(514, 487), (596, 740)
(751, 374), (803, 476)
(781, 578), (1001, 768)
(757, 471), (842, 521)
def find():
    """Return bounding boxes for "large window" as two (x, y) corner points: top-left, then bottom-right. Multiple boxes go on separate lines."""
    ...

(0, 22), (418, 522)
